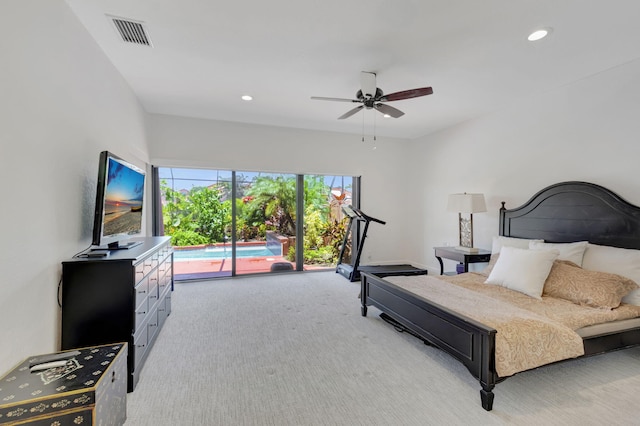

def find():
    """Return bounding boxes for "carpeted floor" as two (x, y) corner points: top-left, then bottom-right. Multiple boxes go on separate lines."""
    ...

(125, 271), (640, 425)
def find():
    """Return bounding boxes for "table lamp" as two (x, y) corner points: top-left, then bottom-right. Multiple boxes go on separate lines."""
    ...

(447, 193), (486, 252)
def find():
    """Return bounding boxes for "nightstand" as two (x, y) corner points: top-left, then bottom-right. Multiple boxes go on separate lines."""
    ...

(434, 246), (491, 275)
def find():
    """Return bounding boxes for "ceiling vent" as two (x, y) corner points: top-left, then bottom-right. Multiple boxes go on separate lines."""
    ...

(108, 15), (152, 47)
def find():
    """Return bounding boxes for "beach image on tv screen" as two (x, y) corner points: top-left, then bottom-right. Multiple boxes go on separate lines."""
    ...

(103, 158), (144, 236)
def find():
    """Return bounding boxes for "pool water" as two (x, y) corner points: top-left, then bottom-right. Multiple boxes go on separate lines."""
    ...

(174, 245), (281, 260)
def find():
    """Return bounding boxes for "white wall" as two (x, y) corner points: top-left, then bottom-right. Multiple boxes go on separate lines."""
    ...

(148, 114), (412, 266)
(0, 0), (149, 373)
(408, 58), (640, 273)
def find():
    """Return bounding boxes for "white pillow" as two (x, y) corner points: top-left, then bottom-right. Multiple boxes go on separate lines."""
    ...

(582, 243), (640, 305)
(491, 236), (544, 254)
(624, 289), (640, 306)
(485, 246), (559, 299)
(529, 241), (588, 266)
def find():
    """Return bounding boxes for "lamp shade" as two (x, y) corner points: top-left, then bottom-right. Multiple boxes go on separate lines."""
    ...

(447, 193), (487, 214)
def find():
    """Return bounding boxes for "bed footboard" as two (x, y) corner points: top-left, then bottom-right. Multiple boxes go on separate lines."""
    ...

(361, 272), (499, 411)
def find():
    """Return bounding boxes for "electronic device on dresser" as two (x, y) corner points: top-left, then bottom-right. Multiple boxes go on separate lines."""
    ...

(92, 150), (145, 250)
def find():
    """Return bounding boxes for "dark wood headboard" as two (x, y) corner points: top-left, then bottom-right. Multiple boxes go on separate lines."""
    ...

(499, 181), (640, 250)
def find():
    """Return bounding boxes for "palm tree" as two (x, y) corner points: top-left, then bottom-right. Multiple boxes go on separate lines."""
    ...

(246, 176), (296, 236)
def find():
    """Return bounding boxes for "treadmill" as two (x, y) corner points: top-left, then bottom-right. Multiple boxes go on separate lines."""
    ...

(335, 206), (427, 282)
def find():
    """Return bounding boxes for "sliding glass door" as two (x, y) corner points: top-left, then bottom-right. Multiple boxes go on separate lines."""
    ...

(156, 167), (357, 280)
(233, 171), (297, 275)
(158, 168), (233, 279)
(301, 175), (353, 271)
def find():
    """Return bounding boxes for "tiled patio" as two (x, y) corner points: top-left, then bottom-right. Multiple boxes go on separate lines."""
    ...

(174, 255), (329, 279)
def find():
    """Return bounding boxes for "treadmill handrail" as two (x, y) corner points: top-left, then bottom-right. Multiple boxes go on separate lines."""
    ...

(341, 205), (358, 219)
(352, 207), (386, 225)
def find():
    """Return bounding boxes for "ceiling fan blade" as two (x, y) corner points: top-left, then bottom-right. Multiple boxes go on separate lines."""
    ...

(360, 71), (377, 98)
(379, 87), (433, 102)
(374, 103), (404, 118)
(338, 105), (364, 120)
(311, 96), (359, 103)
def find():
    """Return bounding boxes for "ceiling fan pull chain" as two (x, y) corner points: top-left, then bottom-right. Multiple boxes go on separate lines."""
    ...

(373, 112), (377, 149)
(374, 112), (377, 141)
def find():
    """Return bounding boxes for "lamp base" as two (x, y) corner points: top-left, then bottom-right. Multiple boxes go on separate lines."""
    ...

(454, 246), (480, 253)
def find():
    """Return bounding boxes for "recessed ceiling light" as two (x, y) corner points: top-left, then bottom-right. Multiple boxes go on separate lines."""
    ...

(241, 95), (253, 101)
(527, 28), (551, 42)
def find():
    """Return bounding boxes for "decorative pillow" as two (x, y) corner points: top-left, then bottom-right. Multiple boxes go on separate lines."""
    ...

(491, 236), (544, 254)
(485, 246), (559, 299)
(529, 241), (588, 266)
(582, 243), (640, 306)
(624, 289), (640, 306)
(543, 260), (639, 309)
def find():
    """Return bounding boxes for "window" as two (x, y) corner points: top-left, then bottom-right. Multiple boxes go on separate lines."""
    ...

(155, 167), (358, 280)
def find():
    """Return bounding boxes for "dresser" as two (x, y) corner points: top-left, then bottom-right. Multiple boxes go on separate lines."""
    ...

(0, 343), (127, 425)
(61, 237), (173, 392)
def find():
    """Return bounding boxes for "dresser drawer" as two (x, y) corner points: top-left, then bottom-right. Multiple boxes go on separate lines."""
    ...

(147, 270), (159, 307)
(147, 309), (160, 344)
(159, 244), (172, 262)
(157, 296), (170, 330)
(134, 277), (149, 310)
(134, 299), (148, 333)
(133, 325), (148, 370)
(158, 269), (170, 296)
(146, 254), (159, 276)
(134, 261), (145, 284)
(165, 292), (172, 314)
(157, 258), (167, 275)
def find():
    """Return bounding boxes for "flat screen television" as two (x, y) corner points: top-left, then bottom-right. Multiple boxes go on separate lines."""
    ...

(92, 151), (146, 250)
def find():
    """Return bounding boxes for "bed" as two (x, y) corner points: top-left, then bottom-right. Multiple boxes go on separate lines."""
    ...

(360, 181), (640, 411)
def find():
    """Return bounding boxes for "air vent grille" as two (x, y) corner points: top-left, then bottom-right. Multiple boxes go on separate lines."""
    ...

(110, 17), (152, 46)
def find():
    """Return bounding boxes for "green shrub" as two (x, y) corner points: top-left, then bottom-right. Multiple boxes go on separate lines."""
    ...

(170, 230), (208, 246)
(304, 208), (325, 249)
(286, 245), (335, 265)
(305, 246), (334, 264)
(286, 246), (296, 262)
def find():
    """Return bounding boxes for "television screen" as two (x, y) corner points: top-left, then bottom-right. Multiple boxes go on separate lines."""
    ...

(92, 151), (145, 249)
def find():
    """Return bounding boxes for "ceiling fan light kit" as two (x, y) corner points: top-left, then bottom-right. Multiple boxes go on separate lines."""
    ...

(311, 71), (433, 120)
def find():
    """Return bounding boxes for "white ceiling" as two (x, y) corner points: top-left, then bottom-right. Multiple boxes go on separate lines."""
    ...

(65, 0), (640, 139)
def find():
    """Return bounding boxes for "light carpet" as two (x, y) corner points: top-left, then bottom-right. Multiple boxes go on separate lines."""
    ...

(125, 271), (640, 425)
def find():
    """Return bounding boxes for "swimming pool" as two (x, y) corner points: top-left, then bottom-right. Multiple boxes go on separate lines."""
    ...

(173, 245), (282, 260)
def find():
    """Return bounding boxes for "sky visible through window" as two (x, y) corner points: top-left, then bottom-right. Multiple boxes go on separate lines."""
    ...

(158, 167), (352, 192)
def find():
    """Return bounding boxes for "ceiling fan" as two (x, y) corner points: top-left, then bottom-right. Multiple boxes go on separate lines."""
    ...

(311, 71), (433, 119)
